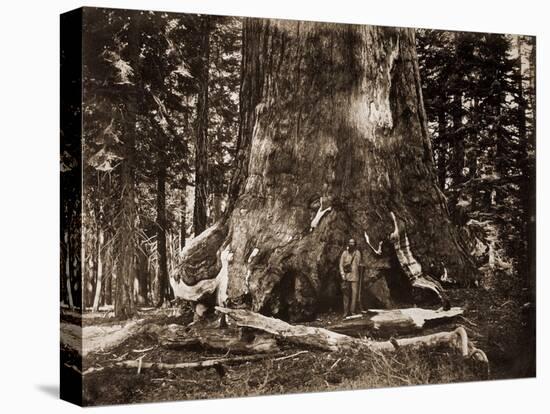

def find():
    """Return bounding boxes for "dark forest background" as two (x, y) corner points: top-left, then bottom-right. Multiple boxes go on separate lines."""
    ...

(60, 9), (535, 315)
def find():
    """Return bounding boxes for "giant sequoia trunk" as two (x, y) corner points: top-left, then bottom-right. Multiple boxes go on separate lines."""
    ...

(178, 19), (475, 321)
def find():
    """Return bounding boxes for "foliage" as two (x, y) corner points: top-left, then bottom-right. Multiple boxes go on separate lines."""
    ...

(78, 8), (241, 311)
(417, 30), (535, 288)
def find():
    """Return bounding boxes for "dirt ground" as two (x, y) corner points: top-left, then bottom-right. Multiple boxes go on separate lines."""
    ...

(60, 273), (535, 406)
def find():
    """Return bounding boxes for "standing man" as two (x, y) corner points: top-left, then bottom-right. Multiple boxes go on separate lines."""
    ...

(339, 238), (361, 317)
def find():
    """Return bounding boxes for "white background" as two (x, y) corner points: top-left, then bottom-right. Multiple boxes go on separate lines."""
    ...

(0, 0), (547, 412)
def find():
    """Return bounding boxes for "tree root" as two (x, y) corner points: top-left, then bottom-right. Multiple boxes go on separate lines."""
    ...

(389, 211), (450, 307)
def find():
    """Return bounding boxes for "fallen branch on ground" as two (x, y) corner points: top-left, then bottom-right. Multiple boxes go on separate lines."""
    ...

(216, 307), (358, 351)
(61, 319), (147, 356)
(80, 353), (283, 376)
(215, 307), (488, 370)
(329, 307), (464, 337)
(274, 350), (309, 361)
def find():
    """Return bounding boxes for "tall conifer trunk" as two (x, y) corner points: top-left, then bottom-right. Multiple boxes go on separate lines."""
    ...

(193, 16), (211, 236)
(156, 154), (171, 306)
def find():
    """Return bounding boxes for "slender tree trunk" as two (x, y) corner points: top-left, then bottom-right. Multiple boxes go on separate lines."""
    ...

(177, 20), (476, 321)
(135, 247), (149, 305)
(516, 36), (533, 280)
(180, 191), (187, 249)
(115, 129), (137, 318)
(193, 16), (211, 236)
(451, 93), (464, 187)
(104, 256), (112, 306)
(84, 253), (95, 308)
(114, 16), (142, 319)
(211, 193), (222, 223)
(64, 228), (74, 309)
(450, 36), (464, 189)
(527, 37), (536, 300)
(468, 97), (480, 209)
(156, 157), (171, 306)
(92, 224), (104, 312)
(437, 108), (447, 189)
(493, 86), (505, 206)
(517, 36), (528, 194)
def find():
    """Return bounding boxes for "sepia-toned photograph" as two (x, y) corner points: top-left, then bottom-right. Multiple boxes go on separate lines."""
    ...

(60, 6), (536, 406)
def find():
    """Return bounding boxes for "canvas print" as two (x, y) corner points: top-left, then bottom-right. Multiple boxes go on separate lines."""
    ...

(60, 7), (536, 406)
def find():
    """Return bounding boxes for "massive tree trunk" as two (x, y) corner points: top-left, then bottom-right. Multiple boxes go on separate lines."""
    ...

(178, 19), (476, 321)
(193, 16), (211, 236)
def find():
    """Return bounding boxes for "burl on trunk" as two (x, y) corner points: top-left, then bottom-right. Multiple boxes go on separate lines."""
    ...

(176, 19), (475, 321)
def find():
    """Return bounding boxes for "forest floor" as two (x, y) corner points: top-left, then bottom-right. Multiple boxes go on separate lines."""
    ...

(61, 273), (535, 406)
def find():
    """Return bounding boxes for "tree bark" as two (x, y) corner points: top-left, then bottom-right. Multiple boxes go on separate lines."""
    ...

(450, 34), (464, 188)
(193, 16), (211, 236)
(515, 36), (531, 275)
(156, 155), (171, 307)
(436, 108), (448, 189)
(114, 20), (140, 318)
(160, 326), (280, 354)
(526, 37), (536, 297)
(216, 20), (476, 320)
(174, 20), (476, 320)
(104, 260), (112, 306)
(115, 128), (137, 318)
(451, 93), (464, 187)
(180, 191), (187, 250)
(64, 228), (75, 309)
(328, 307), (463, 337)
(91, 224), (104, 312)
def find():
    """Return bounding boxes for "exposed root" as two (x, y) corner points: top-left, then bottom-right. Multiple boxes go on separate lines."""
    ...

(389, 211), (449, 307)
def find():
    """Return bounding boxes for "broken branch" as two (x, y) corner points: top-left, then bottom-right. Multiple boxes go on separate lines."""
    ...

(81, 353), (283, 376)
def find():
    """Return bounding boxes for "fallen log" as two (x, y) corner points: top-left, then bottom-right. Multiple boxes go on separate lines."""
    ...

(217, 307), (358, 351)
(159, 325), (280, 354)
(215, 307), (488, 367)
(61, 319), (146, 356)
(370, 326), (469, 354)
(79, 353), (283, 376)
(61, 318), (279, 356)
(329, 307), (464, 337)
